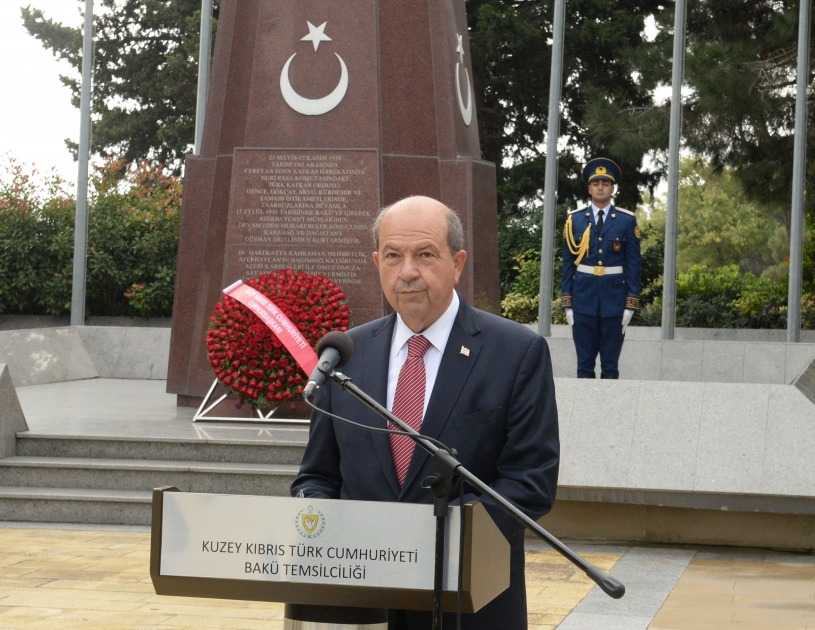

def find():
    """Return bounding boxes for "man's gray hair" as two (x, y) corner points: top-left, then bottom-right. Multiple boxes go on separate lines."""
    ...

(371, 199), (464, 255)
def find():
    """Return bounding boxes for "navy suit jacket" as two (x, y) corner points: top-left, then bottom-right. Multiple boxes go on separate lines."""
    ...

(561, 204), (642, 318)
(291, 298), (560, 623)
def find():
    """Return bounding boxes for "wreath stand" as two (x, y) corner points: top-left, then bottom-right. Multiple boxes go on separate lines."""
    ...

(192, 379), (311, 424)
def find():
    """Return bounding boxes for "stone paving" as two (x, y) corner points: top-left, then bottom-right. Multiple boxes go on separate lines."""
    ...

(554, 543), (815, 630)
(651, 555), (815, 629)
(0, 525), (618, 630)
(1, 525), (814, 629)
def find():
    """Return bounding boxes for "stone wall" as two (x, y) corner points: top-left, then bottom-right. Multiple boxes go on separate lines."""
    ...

(556, 379), (815, 512)
(536, 323), (815, 343)
(0, 327), (170, 386)
(545, 335), (815, 385)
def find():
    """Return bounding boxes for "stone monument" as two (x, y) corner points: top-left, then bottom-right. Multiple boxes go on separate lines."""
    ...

(168, 0), (501, 404)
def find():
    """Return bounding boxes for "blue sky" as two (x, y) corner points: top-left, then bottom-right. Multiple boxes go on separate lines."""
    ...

(1, 1), (83, 189)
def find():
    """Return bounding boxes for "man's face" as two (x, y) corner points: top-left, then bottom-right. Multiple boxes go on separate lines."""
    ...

(373, 198), (467, 333)
(588, 178), (615, 207)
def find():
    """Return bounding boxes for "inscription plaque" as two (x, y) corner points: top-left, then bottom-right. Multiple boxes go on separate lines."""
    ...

(224, 149), (382, 325)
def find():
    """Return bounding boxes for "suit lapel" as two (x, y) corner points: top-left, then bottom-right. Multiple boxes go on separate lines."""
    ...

(399, 301), (482, 496)
(359, 314), (401, 497)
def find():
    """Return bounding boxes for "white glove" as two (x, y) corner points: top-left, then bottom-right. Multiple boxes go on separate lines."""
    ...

(565, 308), (574, 327)
(622, 309), (634, 334)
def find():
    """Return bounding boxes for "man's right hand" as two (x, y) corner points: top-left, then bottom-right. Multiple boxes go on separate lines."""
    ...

(565, 308), (574, 327)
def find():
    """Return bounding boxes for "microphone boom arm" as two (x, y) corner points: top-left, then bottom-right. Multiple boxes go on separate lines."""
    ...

(327, 371), (625, 600)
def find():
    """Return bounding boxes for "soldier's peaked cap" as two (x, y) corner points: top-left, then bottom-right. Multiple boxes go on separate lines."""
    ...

(583, 158), (622, 185)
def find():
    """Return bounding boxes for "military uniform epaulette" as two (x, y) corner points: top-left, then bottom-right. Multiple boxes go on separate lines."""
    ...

(568, 208), (583, 215)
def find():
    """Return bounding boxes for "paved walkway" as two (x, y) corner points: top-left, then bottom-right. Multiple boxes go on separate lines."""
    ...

(0, 525), (617, 630)
(651, 552), (815, 629)
(0, 524), (813, 629)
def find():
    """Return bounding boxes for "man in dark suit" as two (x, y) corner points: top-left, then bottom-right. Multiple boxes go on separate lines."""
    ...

(291, 196), (560, 630)
(561, 158), (641, 379)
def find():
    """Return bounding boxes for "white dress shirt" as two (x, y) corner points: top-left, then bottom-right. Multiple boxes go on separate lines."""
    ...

(591, 201), (611, 224)
(386, 291), (460, 418)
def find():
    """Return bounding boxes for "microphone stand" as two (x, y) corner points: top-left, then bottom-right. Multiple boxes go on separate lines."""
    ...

(325, 371), (624, 630)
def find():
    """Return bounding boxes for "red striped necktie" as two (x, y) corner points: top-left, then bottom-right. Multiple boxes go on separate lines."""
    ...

(389, 335), (432, 487)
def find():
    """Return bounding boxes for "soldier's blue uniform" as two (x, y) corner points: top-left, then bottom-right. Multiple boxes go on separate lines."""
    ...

(561, 159), (641, 378)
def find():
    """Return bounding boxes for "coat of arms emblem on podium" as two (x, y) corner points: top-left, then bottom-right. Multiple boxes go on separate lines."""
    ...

(295, 505), (326, 538)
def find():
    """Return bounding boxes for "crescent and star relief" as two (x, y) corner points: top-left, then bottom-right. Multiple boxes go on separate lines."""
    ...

(280, 21), (349, 116)
(279, 23), (471, 122)
(455, 34), (473, 126)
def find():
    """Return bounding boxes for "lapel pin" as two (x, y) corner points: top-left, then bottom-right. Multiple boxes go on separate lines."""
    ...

(460, 346), (470, 357)
(611, 213), (616, 218)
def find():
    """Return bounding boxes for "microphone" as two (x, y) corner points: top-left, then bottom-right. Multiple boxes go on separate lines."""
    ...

(303, 331), (354, 397)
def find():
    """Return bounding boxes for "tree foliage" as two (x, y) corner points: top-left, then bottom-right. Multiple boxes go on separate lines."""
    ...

(24, 0), (670, 293)
(675, 157), (788, 275)
(600, 1), (815, 218)
(22, 0), (815, 214)
(673, 265), (788, 329)
(585, 0), (815, 319)
(21, 0), (219, 171)
(0, 158), (76, 315)
(468, 0), (667, 294)
(679, 0), (807, 214)
(22, 0), (815, 316)
(469, 0), (666, 210)
(0, 157), (181, 317)
(88, 159), (182, 316)
(632, 204), (666, 324)
(498, 249), (567, 324)
(23, 0), (666, 201)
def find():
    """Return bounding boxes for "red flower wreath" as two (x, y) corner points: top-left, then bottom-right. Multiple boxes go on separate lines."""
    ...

(206, 269), (350, 406)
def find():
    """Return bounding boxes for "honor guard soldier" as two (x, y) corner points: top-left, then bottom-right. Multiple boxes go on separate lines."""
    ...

(561, 158), (641, 378)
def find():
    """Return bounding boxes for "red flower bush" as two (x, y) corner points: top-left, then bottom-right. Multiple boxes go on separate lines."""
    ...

(206, 269), (350, 406)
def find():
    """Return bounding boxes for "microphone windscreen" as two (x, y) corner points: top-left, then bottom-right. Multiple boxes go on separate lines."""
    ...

(316, 331), (354, 367)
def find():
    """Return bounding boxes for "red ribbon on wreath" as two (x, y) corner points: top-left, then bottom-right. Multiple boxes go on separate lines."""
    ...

(223, 280), (319, 374)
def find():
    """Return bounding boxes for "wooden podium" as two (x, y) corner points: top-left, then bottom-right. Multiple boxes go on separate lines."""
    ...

(150, 488), (510, 626)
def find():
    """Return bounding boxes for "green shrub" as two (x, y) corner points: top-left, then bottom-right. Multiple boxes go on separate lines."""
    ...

(500, 293), (568, 325)
(674, 265), (787, 329)
(0, 157), (181, 317)
(501, 292), (539, 323)
(803, 295), (815, 330)
(499, 249), (568, 324)
(501, 250), (542, 323)
(496, 245), (795, 328)
(86, 159), (181, 316)
(0, 158), (75, 315)
(508, 250), (542, 296)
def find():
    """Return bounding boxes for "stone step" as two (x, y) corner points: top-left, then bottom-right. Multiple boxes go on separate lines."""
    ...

(16, 433), (308, 465)
(0, 457), (299, 496)
(0, 486), (152, 526)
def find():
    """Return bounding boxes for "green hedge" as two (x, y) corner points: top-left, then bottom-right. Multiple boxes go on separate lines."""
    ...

(0, 158), (180, 317)
(675, 265), (788, 329)
(500, 250), (814, 329)
(500, 249), (567, 324)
